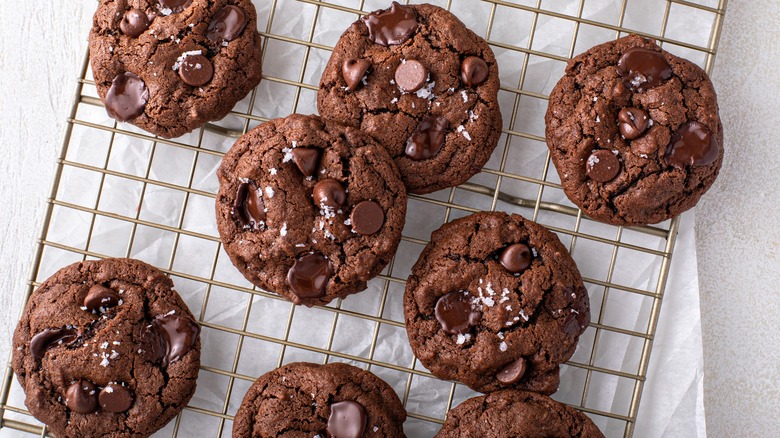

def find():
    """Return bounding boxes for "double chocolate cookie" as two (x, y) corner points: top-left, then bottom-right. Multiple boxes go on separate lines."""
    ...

(216, 114), (407, 307)
(404, 212), (589, 395)
(232, 362), (406, 438)
(12, 258), (200, 438)
(436, 390), (604, 438)
(545, 35), (723, 225)
(89, 0), (263, 138)
(318, 2), (502, 194)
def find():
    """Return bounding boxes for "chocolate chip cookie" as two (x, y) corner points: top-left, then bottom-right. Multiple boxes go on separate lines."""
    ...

(404, 212), (589, 395)
(216, 114), (407, 307)
(318, 2), (502, 194)
(12, 258), (201, 438)
(232, 362), (406, 438)
(89, 0), (263, 138)
(545, 34), (723, 225)
(436, 390), (604, 438)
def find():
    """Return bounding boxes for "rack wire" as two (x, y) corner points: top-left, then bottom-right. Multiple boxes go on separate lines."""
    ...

(0, 0), (727, 436)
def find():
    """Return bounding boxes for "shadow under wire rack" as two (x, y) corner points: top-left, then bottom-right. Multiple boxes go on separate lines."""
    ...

(0, 0), (727, 437)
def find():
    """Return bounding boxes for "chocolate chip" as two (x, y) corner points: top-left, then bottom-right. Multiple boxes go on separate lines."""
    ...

(178, 54), (213, 87)
(499, 244), (532, 274)
(313, 179), (346, 209)
(496, 358), (527, 385)
(616, 47), (672, 91)
(99, 383), (134, 413)
(460, 56), (489, 87)
(83, 284), (121, 313)
(350, 201), (384, 236)
(586, 150), (621, 183)
(291, 148), (321, 177)
(234, 182), (266, 230)
(140, 314), (200, 368)
(618, 107), (650, 140)
(65, 380), (98, 414)
(327, 401), (367, 438)
(30, 327), (79, 361)
(405, 116), (449, 161)
(207, 5), (248, 43)
(120, 9), (152, 38)
(394, 59), (428, 92)
(105, 72), (148, 122)
(361, 1), (417, 46)
(342, 58), (371, 92)
(159, 0), (191, 14)
(435, 291), (481, 335)
(287, 253), (333, 299)
(664, 121), (720, 168)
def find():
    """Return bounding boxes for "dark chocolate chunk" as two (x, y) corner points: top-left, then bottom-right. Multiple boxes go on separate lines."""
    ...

(395, 59), (428, 92)
(313, 179), (346, 209)
(178, 54), (214, 87)
(618, 107), (650, 140)
(460, 56), (489, 87)
(361, 1), (417, 46)
(30, 327), (78, 361)
(586, 150), (621, 183)
(287, 253), (333, 299)
(616, 47), (672, 91)
(496, 358), (527, 385)
(99, 383), (134, 413)
(159, 0), (192, 14)
(290, 148), (321, 177)
(350, 201), (384, 236)
(105, 72), (148, 122)
(207, 5), (248, 43)
(65, 380), (99, 414)
(405, 116), (449, 161)
(234, 182), (266, 230)
(664, 121), (719, 168)
(140, 313), (200, 368)
(499, 243), (532, 274)
(83, 284), (121, 313)
(120, 9), (152, 38)
(327, 401), (367, 438)
(342, 58), (371, 92)
(434, 291), (481, 335)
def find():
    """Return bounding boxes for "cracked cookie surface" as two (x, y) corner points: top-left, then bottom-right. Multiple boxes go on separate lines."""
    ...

(12, 258), (201, 438)
(404, 212), (589, 395)
(317, 2), (502, 194)
(216, 114), (407, 307)
(436, 390), (604, 438)
(232, 362), (406, 438)
(89, 0), (263, 138)
(545, 35), (723, 225)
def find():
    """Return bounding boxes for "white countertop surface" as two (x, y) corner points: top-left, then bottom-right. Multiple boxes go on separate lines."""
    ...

(1, 1), (778, 436)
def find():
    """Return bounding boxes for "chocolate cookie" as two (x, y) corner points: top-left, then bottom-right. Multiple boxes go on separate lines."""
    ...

(317, 2), (502, 194)
(545, 34), (723, 225)
(89, 0), (263, 138)
(232, 362), (406, 438)
(12, 258), (201, 438)
(404, 212), (589, 395)
(436, 390), (604, 438)
(216, 114), (407, 307)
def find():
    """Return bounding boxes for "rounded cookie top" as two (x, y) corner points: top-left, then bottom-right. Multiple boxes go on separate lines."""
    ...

(317, 2), (502, 194)
(545, 34), (723, 225)
(232, 362), (406, 438)
(216, 114), (407, 307)
(12, 258), (201, 438)
(89, 0), (263, 138)
(404, 212), (590, 395)
(436, 390), (604, 438)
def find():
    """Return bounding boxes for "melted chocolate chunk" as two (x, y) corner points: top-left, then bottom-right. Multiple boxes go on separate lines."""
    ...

(361, 1), (417, 46)
(350, 201), (384, 236)
(287, 253), (333, 299)
(99, 383), (134, 413)
(327, 401), (367, 438)
(342, 58), (371, 92)
(586, 150), (621, 183)
(313, 179), (346, 209)
(496, 357), (527, 385)
(120, 9), (152, 38)
(499, 243), (532, 274)
(395, 59), (428, 92)
(290, 148), (321, 177)
(207, 5), (248, 43)
(461, 56), (489, 87)
(616, 47), (672, 91)
(140, 313), (200, 368)
(664, 121), (719, 168)
(105, 72), (148, 122)
(65, 380), (99, 414)
(405, 116), (449, 161)
(83, 284), (121, 313)
(234, 182), (266, 230)
(159, 0), (191, 14)
(30, 327), (79, 361)
(618, 107), (650, 140)
(178, 54), (214, 87)
(435, 291), (481, 335)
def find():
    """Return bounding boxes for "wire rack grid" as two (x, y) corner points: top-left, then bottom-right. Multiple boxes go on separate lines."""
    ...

(1, 0), (727, 437)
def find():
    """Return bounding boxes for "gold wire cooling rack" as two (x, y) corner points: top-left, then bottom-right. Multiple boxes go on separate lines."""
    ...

(1, 0), (727, 436)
